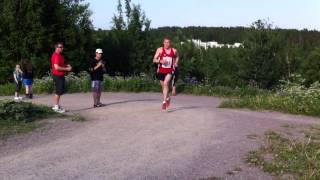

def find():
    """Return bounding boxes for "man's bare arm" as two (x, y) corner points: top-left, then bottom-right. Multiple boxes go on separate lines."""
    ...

(153, 48), (162, 64)
(174, 49), (180, 67)
(54, 64), (72, 71)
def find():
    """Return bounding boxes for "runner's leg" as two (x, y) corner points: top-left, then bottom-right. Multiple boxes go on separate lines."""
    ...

(163, 74), (172, 102)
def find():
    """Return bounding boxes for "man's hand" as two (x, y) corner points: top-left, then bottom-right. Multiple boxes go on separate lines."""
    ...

(66, 64), (72, 71)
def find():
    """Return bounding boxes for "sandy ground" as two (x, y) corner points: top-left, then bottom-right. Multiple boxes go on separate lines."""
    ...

(0, 92), (319, 180)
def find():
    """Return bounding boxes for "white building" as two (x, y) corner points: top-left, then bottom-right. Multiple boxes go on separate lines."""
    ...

(188, 39), (243, 49)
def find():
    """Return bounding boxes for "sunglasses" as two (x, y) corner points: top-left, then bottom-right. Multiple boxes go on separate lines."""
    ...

(57, 46), (64, 48)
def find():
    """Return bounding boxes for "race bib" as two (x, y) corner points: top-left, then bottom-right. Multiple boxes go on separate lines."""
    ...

(161, 56), (173, 68)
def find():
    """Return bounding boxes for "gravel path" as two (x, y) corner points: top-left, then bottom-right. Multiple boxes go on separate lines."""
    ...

(0, 92), (319, 180)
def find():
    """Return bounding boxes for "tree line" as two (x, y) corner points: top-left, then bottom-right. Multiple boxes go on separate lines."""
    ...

(0, 0), (319, 89)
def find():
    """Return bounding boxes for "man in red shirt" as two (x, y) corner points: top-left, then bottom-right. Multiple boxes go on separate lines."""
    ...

(51, 42), (72, 113)
(153, 37), (180, 110)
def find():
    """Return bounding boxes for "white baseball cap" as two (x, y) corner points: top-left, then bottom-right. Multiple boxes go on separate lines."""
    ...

(96, 48), (103, 54)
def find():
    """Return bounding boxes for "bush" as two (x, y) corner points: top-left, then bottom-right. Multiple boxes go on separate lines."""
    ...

(0, 83), (16, 96)
(0, 100), (54, 123)
(0, 71), (267, 98)
(220, 74), (320, 117)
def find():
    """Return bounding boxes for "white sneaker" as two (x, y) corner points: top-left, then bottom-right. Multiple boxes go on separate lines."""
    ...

(52, 105), (66, 113)
(14, 97), (20, 100)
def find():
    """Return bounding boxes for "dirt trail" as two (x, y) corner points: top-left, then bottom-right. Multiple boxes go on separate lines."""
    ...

(0, 92), (319, 180)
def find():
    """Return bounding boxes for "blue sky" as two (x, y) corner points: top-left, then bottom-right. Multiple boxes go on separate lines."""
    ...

(85, 0), (320, 30)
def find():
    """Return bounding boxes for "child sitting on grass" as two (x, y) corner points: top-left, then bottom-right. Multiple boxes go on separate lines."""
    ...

(13, 64), (23, 100)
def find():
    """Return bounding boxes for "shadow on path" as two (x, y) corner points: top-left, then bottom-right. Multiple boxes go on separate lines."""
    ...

(71, 99), (158, 112)
(167, 106), (201, 113)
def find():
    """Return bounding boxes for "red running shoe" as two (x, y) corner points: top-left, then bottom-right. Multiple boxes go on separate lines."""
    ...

(166, 98), (171, 108)
(162, 101), (167, 110)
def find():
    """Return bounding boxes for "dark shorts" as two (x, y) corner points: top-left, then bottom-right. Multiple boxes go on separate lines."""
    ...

(53, 75), (65, 96)
(15, 81), (22, 92)
(157, 72), (173, 81)
(91, 80), (102, 92)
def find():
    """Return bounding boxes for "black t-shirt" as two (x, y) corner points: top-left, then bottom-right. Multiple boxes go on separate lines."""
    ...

(89, 58), (104, 81)
(22, 66), (34, 79)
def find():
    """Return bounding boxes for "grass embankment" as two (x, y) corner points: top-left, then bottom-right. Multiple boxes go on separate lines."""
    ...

(0, 72), (267, 97)
(0, 100), (58, 139)
(247, 127), (320, 179)
(219, 94), (320, 117)
(220, 80), (320, 117)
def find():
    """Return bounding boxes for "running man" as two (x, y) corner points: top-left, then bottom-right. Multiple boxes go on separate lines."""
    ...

(153, 37), (179, 110)
(89, 48), (105, 108)
(51, 42), (72, 113)
(171, 56), (180, 96)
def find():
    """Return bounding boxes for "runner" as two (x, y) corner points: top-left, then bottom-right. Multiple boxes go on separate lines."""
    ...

(89, 48), (106, 108)
(153, 37), (179, 110)
(171, 56), (180, 96)
(51, 42), (72, 113)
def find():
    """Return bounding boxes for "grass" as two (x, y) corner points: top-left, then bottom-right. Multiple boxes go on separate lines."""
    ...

(0, 100), (57, 139)
(219, 94), (320, 117)
(0, 121), (43, 139)
(70, 114), (87, 122)
(0, 72), (268, 98)
(246, 129), (320, 179)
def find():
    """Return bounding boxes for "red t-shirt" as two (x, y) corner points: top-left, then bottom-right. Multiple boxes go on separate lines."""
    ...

(51, 52), (65, 76)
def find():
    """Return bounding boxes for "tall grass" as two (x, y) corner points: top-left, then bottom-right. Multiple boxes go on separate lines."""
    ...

(220, 75), (320, 117)
(0, 72), (266, 97)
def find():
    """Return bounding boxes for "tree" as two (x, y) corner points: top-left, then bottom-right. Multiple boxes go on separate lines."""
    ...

(302, 48), (320, 85)
(0, 0), (93, 83)
(100, 0), (152, 77)
(238, 20), (285, 88)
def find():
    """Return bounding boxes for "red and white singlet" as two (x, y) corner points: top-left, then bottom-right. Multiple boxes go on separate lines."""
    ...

(158, 48), (175, 74)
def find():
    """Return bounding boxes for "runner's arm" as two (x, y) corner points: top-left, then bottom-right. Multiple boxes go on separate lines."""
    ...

(174, 49), (180, 67)
(153, 48), (162, 64)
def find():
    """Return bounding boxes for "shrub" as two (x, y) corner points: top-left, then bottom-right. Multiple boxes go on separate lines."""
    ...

(0, 100), (54, 123)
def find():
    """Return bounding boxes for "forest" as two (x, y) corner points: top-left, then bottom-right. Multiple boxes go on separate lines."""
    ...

(0, 0), (320, 89)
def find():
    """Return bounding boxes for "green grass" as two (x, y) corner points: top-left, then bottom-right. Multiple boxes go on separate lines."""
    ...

(0, 72), (268, 98)
(219, 94), (320, 117)
(0, 100), (57, 139)
(247, 130), (320, 179)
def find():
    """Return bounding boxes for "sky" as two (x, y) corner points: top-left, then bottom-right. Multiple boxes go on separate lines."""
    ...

(85, 0), (320, 30)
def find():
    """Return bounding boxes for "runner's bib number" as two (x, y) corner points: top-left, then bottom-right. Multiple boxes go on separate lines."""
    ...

(161, 56), (173, 68)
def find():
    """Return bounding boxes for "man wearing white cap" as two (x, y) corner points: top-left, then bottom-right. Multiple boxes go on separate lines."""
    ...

(89, 48), (106, 108)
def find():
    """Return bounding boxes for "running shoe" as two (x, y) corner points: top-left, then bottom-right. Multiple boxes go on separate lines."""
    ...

(52, 105), (66, 113)
(162, 101), (167, 110)
(166, 97), (171, 108)
(14, 97), (20, 100)
(96, 102), (104, 107)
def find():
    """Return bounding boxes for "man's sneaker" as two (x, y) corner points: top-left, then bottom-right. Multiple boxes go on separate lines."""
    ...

(162, 101), (167, 110)
(52, 105), (66, 113)
(166, 97), (171, 108)
(14, 97), (20, 100)
(96, 102), (104, 107)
